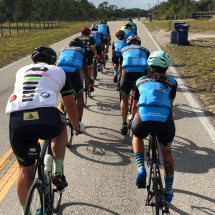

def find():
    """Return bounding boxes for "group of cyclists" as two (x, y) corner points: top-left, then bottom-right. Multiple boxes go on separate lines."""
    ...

(5, 18), (177, 215)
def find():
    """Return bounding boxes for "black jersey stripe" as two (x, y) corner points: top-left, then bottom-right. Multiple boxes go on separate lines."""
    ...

(22, 98), (33, 102)
(24, 74), (43, 78)
(23, 82), (39, 85)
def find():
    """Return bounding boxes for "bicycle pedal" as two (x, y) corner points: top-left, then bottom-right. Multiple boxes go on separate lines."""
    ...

(54, 187), (65, 193)
(137, 184), (146, 189)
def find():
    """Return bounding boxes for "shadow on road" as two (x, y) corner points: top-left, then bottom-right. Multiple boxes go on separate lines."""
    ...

(173, 135), (215, 174)
(58, 202), (120, 215)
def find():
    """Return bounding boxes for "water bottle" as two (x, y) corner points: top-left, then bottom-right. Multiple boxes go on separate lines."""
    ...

(44, 154), (53, 193)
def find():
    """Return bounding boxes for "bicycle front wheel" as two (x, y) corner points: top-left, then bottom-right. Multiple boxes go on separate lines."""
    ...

(24, 182), (43, 215)
(153, 163), (159, 215)
(66, 119), (74, 148)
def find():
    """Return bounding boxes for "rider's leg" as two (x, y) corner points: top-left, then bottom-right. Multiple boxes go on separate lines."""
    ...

(75, 91), (84, 120)
(120, 93), (129, 124)
(16, 164), (35, 206)
(89, 65), (94, 84)
(114, 63), (118, 83)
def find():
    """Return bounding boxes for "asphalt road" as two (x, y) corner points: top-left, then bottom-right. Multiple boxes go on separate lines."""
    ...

(0, 20), (215, 215)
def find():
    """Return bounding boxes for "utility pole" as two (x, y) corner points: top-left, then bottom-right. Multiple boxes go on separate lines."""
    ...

(185, 0), (187, 19)
(158, 0), (159, 19)
(148, 4), (150, 10)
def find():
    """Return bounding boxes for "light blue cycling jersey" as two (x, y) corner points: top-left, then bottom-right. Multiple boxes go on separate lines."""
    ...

(58, 47), (86, 73)
(134, 75), (177, 122)
(123, 29), (135, 40)
(121, 45), (150, 73)
(113, 39), (128, 57)
(90, 31), (103, 46)
(98, 24), (108, 39)
(132, 23), (137, 32)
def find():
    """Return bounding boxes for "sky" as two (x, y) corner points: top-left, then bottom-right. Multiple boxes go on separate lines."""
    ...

(89, 0), (168, 10)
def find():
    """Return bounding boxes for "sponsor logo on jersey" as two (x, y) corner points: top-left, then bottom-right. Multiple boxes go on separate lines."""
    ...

(40, 92), (50, 98)
(9, 95), (17, 102)
(25, 71), (51, 77)
(23, 89), (35, 93)
(23, 94), (34, 98)
(23, 112), (39, 120)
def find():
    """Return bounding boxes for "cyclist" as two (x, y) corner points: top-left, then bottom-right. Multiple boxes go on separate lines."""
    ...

(119, 35), (150, 135)
(127, 18), (137, 34)
(112, 30), (128, 83)
(90, 24), (104, 72)
(76, 27), (99, 91)
(6, 46), (85, 215)
(98, 20), (111, 60)
(128, 51), (177, 203)
(58, 38), (89, 122)
(122, 20), (136, 40)
(121, 18), (137, 34)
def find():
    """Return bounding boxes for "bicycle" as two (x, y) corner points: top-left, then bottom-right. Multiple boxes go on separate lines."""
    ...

(144, 133), (170, 215)
(24, 138), (63, 215)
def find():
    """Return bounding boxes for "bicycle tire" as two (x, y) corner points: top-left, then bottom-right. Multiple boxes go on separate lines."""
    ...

(66, 119), (73, 148)
(93, 59), (97, 81)
(153, 163), (159, 215)
(53, 191), (62, 213)
(24, 182), (43, 215)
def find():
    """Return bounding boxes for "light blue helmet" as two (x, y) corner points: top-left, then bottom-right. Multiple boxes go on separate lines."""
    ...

(148, 51), (171, 68)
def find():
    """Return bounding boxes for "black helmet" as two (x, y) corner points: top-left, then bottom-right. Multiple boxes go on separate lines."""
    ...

(31, 46), (57, 64)
(103, 20), (107, 24)
(115, 30), (125, 39)
(69, 38), (83, 48)
(99, 20), (106, 24)
(127, 18), (133, 22)
(91, 24), (98, 31)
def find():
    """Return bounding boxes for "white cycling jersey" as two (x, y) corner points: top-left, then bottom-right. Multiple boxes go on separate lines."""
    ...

(6, 63), (67, 114)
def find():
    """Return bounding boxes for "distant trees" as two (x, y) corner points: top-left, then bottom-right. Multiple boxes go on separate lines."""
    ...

(0, 0), (147, 22)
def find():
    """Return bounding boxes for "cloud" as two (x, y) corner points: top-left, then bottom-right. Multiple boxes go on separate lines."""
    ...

(89, 0), (167, 10)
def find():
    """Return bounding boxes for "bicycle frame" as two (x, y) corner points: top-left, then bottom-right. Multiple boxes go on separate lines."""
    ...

(146, 134), (170, 214)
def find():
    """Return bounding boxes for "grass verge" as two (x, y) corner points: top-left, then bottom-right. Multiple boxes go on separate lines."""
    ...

(142, 19), (215, 32)
(0, 22), (94, 69)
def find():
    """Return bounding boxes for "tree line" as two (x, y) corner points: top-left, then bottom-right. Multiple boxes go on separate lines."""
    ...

(0, 0), (147, 22)
(148, 0), (215, 20)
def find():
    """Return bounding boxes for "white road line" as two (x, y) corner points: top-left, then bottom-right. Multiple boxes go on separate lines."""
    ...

(140, 21), (215, 144)
(0, 32), (80, 73)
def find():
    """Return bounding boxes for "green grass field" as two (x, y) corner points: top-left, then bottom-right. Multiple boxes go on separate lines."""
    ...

(143, 19), (215, 32)
(0, 22), (94, 69)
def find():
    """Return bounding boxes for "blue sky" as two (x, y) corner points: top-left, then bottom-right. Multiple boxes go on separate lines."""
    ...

(89, 0), (168, 10)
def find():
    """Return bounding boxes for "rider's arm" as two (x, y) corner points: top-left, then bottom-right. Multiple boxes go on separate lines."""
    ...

(107, 26), (111, 45)
(112, 42), (115, 55)
(131, 86), (140, 118)
(169, 79), (177, 119)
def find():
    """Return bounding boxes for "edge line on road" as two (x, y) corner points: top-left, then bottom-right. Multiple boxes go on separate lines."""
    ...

(140, 21), (215, 144)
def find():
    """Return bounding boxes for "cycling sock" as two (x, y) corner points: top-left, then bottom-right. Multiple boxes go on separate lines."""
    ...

(53, 158), (64, 176)
(114, 68), (118, 75)
(123, 122), (127, 126)
(21, 205), (32, 215)
(164, 176), (174, 192)
(134, 153), (145, 170)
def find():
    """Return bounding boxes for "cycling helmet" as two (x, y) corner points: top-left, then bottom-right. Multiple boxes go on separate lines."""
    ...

(103, 20), (107, 24)
(69, 38), (83, 48)
(128, 18), (133, 22)
(115, 30), (125, 39)
(31, 46), (57, 64)
(124, 20), (133, 27)
(81, 27), (91, 35)
(148, 51), (171, 69)
(91, 24), (98, 31)
(127, 35), (141, 45)
(99, 20), (106, 24)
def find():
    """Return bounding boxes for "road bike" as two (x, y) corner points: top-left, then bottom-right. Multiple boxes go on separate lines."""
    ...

(24, 138), (63, 215)
(144, 133), (170, 215)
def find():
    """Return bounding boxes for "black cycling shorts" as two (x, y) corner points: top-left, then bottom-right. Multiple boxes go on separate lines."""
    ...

(96, 46), (102, 56)
(86, 52), (93, 67)
(120, 69), (147, 95)
(132, 109), (175, 146)
(9, 107), (66, 167)
(112, 54), (120, 64)
(104, 39), (108, 45)
(66, 69), (84, 94)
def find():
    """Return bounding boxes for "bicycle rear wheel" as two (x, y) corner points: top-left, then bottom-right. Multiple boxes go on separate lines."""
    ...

(66, 119), (74, 148)
(24, 182), (43, 215)
(153, 163), (159, 215)
(93, 59), (97, 81)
